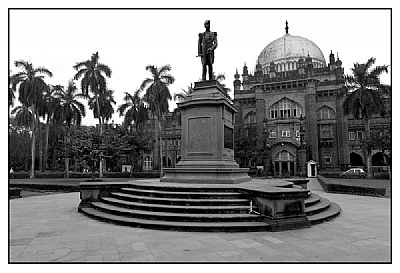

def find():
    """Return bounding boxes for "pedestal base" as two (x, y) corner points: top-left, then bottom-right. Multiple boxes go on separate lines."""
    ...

(161, 167), (251, 184)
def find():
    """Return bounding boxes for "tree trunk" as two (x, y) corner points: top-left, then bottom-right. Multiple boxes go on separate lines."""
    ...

(37, 112), (43, 172)
(383, 152), (391, 181)
(364, 118), (372, 179)
(44, 114), (51, 171)
(64, 127), (71, 178)
(158, 110), (163, 177)
(30, 107), (36, 179)
(164, 125), (168, 168)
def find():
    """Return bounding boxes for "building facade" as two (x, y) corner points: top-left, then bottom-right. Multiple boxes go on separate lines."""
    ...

(232, 23), (390, 177)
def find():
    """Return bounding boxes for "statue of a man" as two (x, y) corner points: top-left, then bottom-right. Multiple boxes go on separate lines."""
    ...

(198, 20), (218, 81)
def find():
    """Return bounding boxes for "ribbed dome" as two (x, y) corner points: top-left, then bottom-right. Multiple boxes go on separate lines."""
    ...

(257, 33), (326, 71)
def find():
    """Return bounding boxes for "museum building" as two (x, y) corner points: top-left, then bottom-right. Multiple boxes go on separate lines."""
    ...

(232, 22), (390, 177)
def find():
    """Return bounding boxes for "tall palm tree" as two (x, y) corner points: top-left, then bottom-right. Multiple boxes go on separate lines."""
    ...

(42, 85), (62, 171)
(53, 80), (86, 178)
(173, 84), (193, 102)
(117, 89), (148, 130)
(140, 64), (175, 175)
(88, 88), (116, 126)
(9, 73), (22, 110)
(343, 57), (389, 178)
(12, 60), (52, 178)
(73, 52), (112, 134)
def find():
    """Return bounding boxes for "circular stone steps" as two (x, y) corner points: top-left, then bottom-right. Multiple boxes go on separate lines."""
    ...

(79, 207), (271, 232)
(91, 201), (262, 222)
(118, 187), (244, 199)
(79, 181), (341, 232)
(100, 196), (251, 214)
(110, 192), (250, 206)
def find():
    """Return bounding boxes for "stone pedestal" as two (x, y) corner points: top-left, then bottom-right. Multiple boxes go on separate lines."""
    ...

(161, 80), (250, 184)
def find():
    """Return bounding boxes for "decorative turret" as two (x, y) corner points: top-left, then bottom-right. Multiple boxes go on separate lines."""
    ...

(329, 50), (335, 64)
(255, 61), (263, 82)
(233, 68), (241, 92)
(297, 58), (305, 74)
(242, 63), (249, 82)
(335, 52), (342, 67)
(269, 61), (276, 78)
(329, 50), (337, 71)
(285, 20), (289, 34)
(242, 63), (249, 76)
(305, 53), (313, 69)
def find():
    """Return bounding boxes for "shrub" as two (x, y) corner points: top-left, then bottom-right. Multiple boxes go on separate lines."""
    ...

(319, 172), (341, 178)
(9, 172), (29, 179)
(373, 172), (390, 180)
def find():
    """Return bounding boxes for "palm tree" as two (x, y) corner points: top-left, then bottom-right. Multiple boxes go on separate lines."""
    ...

(12, 60), (52, 178)
(214, 73), (232, 99)
(9, 73), (23, 110)
(73, 52), (112, 134)
(42, 85), (62, 171)
(53, 80), (86, 178)
(343, 57), (389, 178)
(88, 87), (116, 126)
(140, 65), (175, 175)
(173, 84), (193, 102)
(118, 89), (148, 130)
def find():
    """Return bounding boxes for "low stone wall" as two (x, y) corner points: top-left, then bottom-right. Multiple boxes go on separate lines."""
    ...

(317, 175), (386, 197)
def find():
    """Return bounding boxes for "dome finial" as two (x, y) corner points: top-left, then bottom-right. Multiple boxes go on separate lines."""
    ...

(285, 20), (289, 34)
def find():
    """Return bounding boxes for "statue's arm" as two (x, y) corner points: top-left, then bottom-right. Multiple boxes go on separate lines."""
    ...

(198, 33), (203, 56)
(211, 32), (218, 51)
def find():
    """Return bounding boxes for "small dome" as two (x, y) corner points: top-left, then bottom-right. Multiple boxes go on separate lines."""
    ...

(257, 33), (326, 70)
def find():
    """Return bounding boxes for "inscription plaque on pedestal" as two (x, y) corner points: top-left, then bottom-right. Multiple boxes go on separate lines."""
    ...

(188, 117), (211, 153)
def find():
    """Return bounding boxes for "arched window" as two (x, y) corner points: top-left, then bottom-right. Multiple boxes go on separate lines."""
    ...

(268, 98), (303, 119)
(317, 106), (335, 120)
(244, 112), (256, 124)
(144, 156), (153, 170)
(275, 150), (294, 161)
(277, 63), (282, 72)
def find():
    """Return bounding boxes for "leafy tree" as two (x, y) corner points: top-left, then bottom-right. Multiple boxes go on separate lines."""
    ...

(140, 64), (175, 175)
(343, 57), (389, 178)
(367, 128), (391, 180)
(113, 124), (154, 174)
(234, 125), (259, 168)
(9, 122), (32, 171)
(12, 60), (52, 178)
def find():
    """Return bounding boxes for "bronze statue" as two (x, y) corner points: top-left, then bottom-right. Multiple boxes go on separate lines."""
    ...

(198, 20), (218, 81)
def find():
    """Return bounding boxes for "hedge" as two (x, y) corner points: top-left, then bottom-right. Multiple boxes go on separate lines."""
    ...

(316, 175), (386, 197)
(9, 171), (161, 179)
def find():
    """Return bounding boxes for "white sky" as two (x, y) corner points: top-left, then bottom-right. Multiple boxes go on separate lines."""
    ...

(8, 8), (391, 126)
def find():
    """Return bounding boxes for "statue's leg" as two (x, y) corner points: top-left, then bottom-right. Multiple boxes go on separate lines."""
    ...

(202, 63), (207, 81)
(209, 64), (213, 80)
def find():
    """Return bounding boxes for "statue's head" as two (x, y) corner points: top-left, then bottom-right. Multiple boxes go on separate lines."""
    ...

(204, 20), (210, 29)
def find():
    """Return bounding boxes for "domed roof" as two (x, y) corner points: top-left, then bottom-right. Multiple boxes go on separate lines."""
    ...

(257, 33), (326, 67)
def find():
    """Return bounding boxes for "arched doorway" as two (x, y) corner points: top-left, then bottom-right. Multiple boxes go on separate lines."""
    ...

(274, 150), (295, 177)
(372, 152), (385, 166)
(350, 152), (364, 167)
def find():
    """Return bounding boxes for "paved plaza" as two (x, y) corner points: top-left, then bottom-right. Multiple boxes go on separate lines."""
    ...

(9, 179), (391, 262)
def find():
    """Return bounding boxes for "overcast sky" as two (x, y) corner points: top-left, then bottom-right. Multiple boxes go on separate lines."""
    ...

(9, 8), (391, 126)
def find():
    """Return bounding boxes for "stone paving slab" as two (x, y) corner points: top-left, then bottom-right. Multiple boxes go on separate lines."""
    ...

(8, 178), (391, 262)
